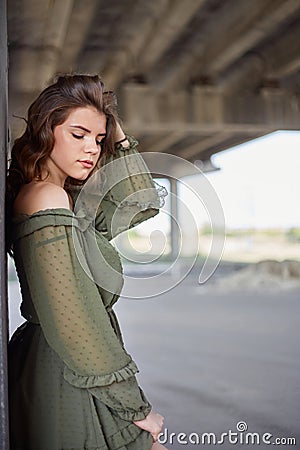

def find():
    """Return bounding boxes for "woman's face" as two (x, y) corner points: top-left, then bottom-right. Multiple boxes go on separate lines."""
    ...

(46, 106), (107, 185)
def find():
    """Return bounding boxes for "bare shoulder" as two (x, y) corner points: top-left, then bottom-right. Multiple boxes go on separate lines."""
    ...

(14, 181), (71, 216)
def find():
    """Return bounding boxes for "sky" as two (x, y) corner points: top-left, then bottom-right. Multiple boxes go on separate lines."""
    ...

(131, 131), (300, 237)
(179, 131), (300, 230)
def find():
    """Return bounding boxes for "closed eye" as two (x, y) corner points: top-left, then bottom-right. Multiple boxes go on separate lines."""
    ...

(72, 133), (84, 140)
(72, 133), (105, 147)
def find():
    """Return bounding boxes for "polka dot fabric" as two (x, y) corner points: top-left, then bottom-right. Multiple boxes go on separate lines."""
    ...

(8, 136), (167, 449)
(94, 135), (167, 240)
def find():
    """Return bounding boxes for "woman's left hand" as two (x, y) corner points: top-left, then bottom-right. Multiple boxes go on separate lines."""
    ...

(114, 122), (129, 145)
(134, 410), (165, 442)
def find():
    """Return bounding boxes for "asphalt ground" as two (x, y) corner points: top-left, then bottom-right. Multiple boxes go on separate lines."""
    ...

(116, 269), (300, 450)
(8, 264), (300, 449)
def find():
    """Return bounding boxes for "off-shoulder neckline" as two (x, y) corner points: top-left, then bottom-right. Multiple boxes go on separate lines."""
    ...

(12, 207), (75, 223)
(11, 207), (92, 240)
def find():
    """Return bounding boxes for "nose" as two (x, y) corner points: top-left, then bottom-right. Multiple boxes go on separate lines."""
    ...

(84, 136), (100, 155)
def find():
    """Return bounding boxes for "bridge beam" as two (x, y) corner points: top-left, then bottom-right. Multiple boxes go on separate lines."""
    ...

(139, 0), (207, 72)
(121, 84), (300, 136)
(203, 0), (300, 76)
(56, 0), (99, 73)
(9, 0), (74, 92)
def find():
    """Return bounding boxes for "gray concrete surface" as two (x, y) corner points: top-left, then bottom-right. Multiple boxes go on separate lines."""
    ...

(116, 273), (300, 449)
(8, 267), (300, 449)
(8, 1), (300, 158)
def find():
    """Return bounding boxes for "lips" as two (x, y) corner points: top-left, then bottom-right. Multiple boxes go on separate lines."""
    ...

(78, 159), (94, 168)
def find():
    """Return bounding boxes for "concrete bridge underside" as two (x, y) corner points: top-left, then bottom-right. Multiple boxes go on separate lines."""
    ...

(8, 0), (300, 164)
(3, 2), (300, 448)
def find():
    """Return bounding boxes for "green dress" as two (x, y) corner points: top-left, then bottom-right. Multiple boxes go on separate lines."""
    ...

(8, 136), (167, 450)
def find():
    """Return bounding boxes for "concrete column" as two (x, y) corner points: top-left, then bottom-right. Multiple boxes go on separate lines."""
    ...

(0, 0), (9, 447)
(170, 177), (179, 260)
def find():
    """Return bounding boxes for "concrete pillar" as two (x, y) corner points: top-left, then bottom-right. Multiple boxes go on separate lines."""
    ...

(170, 177), (179, 260)
(0, 0), (10, 447)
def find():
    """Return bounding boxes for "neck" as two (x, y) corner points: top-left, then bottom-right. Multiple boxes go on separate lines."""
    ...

(38, 161), (66, 188)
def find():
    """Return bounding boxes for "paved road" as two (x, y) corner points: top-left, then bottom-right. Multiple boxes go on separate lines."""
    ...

(116, 272), (300, 450)
(9, 267), (300, 449)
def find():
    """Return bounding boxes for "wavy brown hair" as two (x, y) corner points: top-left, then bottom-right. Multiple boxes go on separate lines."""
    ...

(6, 74), (119, 253)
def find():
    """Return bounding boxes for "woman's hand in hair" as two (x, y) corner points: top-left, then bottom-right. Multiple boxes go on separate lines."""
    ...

(114, 122), (129, 148)
(134, 410), (165, 442)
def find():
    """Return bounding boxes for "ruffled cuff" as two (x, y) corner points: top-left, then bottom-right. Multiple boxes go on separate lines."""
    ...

(88, 382), (152, 422)
(63, 359), (139, 388)
(108, 399), (152, 422)
(98, 135), (168, 240)
(114, 134), (139, 152)
(66, 135), (168, 240)
(63, 358), (152, 422)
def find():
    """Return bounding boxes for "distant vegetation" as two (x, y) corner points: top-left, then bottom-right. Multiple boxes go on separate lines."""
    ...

(200, 224), (300, 240)
(198, 224), (300, 263)
(287, 227), (300, 242)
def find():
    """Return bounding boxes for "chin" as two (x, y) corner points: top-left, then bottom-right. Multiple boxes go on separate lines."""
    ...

(72, 171), (91, 181)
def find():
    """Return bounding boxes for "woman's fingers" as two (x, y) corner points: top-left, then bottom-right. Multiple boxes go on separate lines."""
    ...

(133, 410), (165, 439)
(151, 413), (165, 441)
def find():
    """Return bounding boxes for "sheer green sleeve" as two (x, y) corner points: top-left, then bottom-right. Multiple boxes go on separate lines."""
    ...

(14, 215), (151, 421)
(70, 135), (168, 241)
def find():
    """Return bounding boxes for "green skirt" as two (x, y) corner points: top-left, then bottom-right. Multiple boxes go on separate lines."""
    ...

(8, 322), (153, 450)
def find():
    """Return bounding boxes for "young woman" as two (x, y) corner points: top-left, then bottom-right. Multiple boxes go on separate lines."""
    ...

(7, 74), (168, 450)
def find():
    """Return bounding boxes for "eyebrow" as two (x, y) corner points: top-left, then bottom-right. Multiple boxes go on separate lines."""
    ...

(70, 125), (106, 136)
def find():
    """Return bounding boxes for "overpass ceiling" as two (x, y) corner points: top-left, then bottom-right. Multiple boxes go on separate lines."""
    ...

(7, 0), (300, 164)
